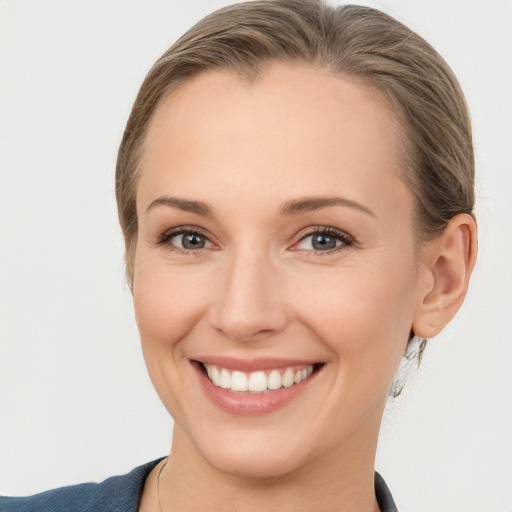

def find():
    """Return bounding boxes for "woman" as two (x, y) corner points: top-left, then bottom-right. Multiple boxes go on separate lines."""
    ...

(1, 1), (478, 510)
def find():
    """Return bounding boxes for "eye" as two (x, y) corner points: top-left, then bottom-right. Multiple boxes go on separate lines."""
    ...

(293, 227), (353, 253)
(170, 232), (211, 250)
(154, 227), (214, 253)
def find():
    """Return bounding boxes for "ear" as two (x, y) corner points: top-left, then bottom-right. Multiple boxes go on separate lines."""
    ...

(412, 214), (477, 339)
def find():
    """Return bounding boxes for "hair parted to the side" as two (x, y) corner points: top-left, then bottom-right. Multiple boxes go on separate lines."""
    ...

(116, 2), (475, 377)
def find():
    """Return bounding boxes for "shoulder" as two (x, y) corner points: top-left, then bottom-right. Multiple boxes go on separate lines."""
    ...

(0, 458), (163, 512)
(375, 471), (399, 512)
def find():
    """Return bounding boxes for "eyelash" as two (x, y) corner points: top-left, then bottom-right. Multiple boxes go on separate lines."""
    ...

(154, 226), (354, 255)
(154, 226), (212, 255)
(291, 226), (354, 255)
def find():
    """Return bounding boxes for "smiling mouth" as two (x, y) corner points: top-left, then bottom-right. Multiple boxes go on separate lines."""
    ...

(197, 362), (323, 394)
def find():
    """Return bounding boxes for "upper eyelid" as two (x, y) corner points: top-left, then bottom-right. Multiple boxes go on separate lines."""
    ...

(293, 226), (353, 242)
(160, 225), (209, 238)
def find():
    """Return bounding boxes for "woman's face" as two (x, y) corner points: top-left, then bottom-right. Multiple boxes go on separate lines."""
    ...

(133, 63), (429, 477)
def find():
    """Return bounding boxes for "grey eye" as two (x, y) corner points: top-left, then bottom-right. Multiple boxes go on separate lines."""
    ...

(311, 234), (338, 250)
(297, 233), (343, 251)
(170, 233), (209, 250)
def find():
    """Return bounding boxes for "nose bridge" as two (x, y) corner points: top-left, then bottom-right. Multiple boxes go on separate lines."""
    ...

(211, 245), (287, 341)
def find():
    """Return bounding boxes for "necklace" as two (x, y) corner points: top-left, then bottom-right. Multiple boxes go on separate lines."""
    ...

(156, 457), (168, 512)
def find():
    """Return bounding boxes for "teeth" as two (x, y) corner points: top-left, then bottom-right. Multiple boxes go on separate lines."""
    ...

(220, 369), (231, 389)
(282, 368), (295, 388)
(211, 366), (221, 386)
(203, 363), (315, 393)
(248, 371), (267, 392)
(267, 369), (281, 390)
(231, 371), (248, 392)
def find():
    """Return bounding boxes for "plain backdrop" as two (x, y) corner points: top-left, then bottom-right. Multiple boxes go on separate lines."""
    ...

(1, 1), (511, 511)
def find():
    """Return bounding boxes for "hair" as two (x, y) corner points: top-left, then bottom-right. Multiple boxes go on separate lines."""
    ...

(115, 1), (475, 384)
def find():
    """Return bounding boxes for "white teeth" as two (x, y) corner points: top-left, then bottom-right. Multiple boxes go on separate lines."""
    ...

(282, 368), (295, 388)
(220, 369), (231, 389)
(267, 369), (282, 390)
(231, 371), (248, 391)
(248, 371), (267, 392)
(203, 363), (316, 393)
(211, 366), (221, 386)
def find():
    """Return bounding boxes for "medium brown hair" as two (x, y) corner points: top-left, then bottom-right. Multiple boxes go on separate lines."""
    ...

(116, 0), (474, 286)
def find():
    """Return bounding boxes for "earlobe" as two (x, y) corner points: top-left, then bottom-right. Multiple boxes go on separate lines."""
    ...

(412, 214), (477, 339)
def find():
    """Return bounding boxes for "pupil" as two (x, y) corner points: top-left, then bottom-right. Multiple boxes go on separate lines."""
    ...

(183, 234), (205, 249)
(312, 234), (336, 250)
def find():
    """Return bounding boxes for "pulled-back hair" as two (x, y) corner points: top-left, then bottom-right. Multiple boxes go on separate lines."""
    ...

(116, 0), (474, 288)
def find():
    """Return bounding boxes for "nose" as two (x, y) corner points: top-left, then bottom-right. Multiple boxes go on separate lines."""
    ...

(209, 250), (289, 342)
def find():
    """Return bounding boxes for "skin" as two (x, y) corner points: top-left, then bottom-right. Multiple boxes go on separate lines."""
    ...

(134, 63), (477, 512)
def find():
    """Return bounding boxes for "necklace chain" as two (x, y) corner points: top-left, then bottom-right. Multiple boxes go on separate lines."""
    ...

(156, 457), (168, 512)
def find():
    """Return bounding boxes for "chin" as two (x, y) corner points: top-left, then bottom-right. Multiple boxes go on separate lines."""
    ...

(188, 422), (313, 479)
(204, 442), (304, 479)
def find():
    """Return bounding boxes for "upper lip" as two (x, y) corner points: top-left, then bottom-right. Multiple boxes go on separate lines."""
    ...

(192, 356), (321, 372)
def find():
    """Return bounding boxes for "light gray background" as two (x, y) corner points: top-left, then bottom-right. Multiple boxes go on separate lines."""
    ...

(1, 1), (511, 511)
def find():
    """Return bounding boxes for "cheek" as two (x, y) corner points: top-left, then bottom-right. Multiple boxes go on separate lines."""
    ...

(133, 256), (208, 347)
(132, 255), (213, 414)
(292, 254), (417, 369)
(132, 259), (207, 409)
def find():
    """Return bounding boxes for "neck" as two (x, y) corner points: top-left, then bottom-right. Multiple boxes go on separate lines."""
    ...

(158, 417), (382, 512)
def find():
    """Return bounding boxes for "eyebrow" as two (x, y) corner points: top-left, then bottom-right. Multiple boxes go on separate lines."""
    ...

(146, 195), (375, 218)
(279, 196), (376, 217)
(146, 196), (212, 216)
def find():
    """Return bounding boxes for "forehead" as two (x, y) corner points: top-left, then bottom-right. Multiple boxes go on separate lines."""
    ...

(138, 62), (410, 220)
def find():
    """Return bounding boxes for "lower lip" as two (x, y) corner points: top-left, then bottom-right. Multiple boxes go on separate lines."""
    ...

(193, 362), (320, 416)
